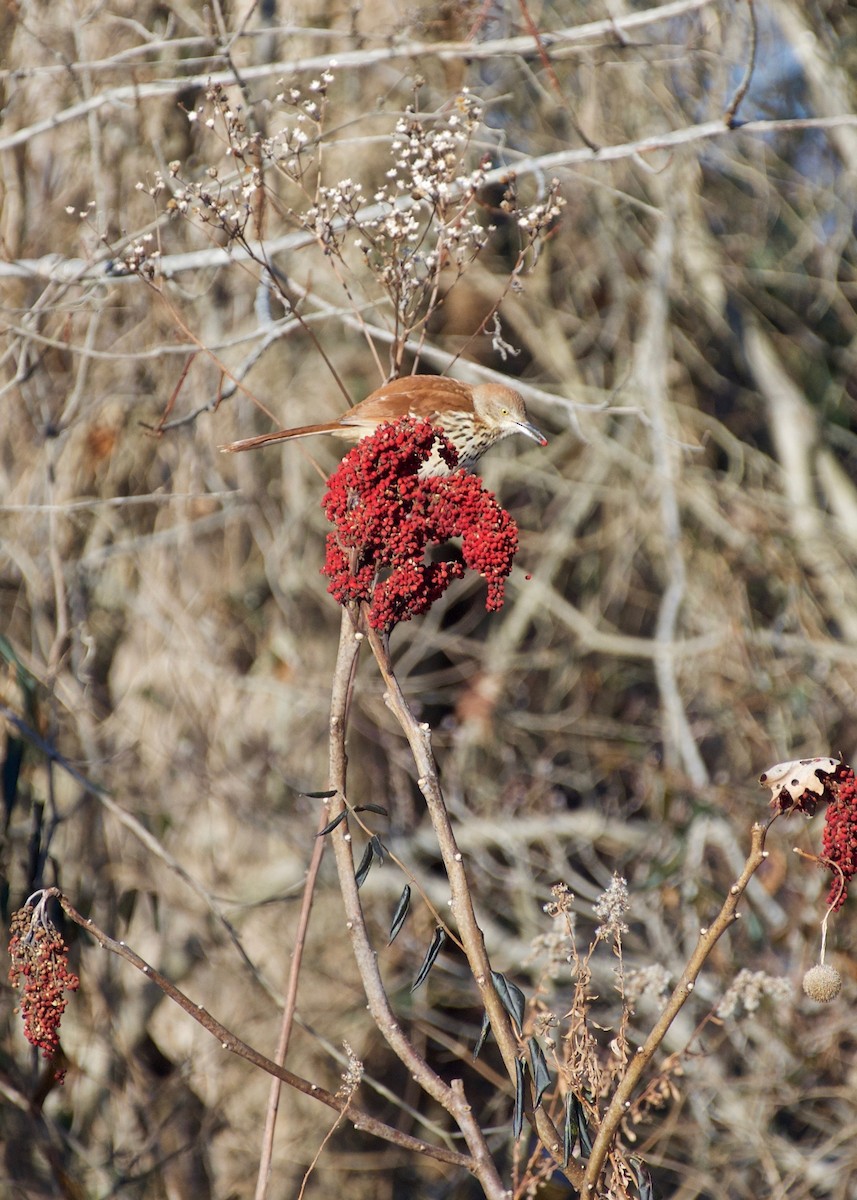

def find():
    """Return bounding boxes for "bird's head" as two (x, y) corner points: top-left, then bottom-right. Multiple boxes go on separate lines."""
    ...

(471, 384), (547, 446)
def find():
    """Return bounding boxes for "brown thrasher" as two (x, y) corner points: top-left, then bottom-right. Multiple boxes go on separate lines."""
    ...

(219, 375), (546, 473)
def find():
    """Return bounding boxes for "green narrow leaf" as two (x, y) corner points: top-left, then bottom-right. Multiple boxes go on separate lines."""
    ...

(528, 1037), (552, 1108)
(411, 926), (446, 992)
(301, 788), (338, 798)
(2, 735), (24, 818)
(472, 1010), (491, 1061)
(354, 803), (389, 817)
(388, 884), (411, 945)
(576, 1095), (593, 1155)
(513, 1057), (526, 1140)
(630, 1157), (654, 1200)
(491, 970), (526, 1033)
(354, 842), (374, 889)
(369, 834), (387, 863)
(563, 1091), (579, 1166)
(316, 811), (348, 837)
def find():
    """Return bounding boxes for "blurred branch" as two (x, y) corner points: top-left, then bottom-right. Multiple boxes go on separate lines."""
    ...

(520, 575), (725, 662)
(743, 321), (857, 643)
(45, 888), (473, 1171)
(0, 492), (239, 514)
(5, 117), (857, 285)
(0, 703), (280, 1001)
(770, 0), (857, 170)
(0, 0), (716, 153)
(723, 0), (758, 127)
(633, 214), (708, 787)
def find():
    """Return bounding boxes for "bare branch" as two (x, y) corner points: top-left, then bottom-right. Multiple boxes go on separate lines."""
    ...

(47, 888), (473, 1171)
(581, 824), (771, 1194)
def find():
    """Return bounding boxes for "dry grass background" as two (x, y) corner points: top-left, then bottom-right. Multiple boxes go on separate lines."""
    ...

(3, 1), (857, 1197)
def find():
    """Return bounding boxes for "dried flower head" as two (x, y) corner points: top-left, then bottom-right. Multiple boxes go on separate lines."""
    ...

(594, 874), (630, 938)
(322, 418), (518, 632)
(336, 1040), (365, 1101)
(543, 881), (575, 918)
(623, 964), (672, 1009)
(8, 893), (79, 1082)
(716, 968), (792, 1019)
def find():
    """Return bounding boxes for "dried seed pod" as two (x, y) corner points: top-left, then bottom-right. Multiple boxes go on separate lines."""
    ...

(802, 963), (842, 1003)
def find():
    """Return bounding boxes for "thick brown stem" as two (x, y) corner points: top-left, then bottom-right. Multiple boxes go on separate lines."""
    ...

(364, 623), (572, 1183)
(326, 608), (508, 1199)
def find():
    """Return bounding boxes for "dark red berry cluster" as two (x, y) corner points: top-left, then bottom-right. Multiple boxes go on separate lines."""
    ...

(821, 767), (857, 911)
(8, 900), (79, 1081)
(322, 418), (519, 631)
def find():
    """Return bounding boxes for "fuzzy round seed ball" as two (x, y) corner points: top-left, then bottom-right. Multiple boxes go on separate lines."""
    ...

(802, 963), (842, 1003)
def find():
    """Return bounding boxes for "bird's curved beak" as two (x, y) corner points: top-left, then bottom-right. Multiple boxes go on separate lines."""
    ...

(518, 419), (547, 446)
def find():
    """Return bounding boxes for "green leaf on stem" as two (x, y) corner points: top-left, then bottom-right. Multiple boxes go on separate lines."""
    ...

(513, 1057), (527, 1140)
(576, 1094), (593, 1155)
(563, 1091), (579, 1166)
(316, 811), (348, 837)
(630, 1157), (654, 1200)
(411, 926), (446, 991)
(491, 970), (526, 1034)
(388, 884), (411, 945)
(528, 1037), (552, 1108)
(354, 842), (374, 889)
(354, 803), (389, 816)
(473, 1010), (491, 1061)
(301, 789), (338, 798)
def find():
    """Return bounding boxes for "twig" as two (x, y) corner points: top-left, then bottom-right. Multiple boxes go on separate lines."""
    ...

(254, 806), (331, 1200)
(580, 823), (771, 1194)
(724, 0), (758, 127)
(42, 887), (472, 1170)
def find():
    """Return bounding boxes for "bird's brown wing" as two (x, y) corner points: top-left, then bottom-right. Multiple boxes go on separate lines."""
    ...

(339, 375), (474, 426)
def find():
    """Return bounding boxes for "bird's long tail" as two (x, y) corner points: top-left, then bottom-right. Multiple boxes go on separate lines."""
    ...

(219, 423), (338, 453)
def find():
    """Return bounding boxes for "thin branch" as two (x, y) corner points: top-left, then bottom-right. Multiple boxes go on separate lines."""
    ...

(0, 1), (717, 153)
(724, 0), (758, 127)
(254, 806), (331, 1200)
(44, 888), (472, 1170)
(5, 115), (857, 286)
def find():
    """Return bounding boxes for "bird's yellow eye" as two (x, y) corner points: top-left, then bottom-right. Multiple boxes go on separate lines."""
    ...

(501, 407), (509, 415)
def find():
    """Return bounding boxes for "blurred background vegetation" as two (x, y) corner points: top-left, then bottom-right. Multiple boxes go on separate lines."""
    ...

(3, 1), (857, 1196)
